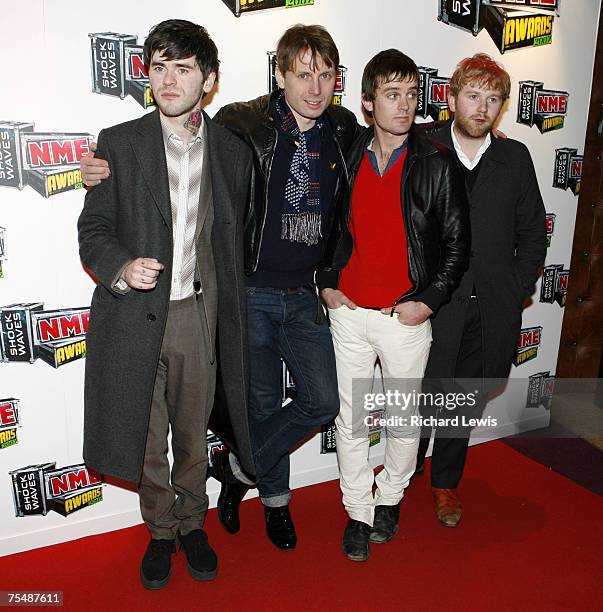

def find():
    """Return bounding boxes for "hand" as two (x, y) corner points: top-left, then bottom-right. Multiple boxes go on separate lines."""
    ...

(80, 142), (109, 186)
(492, 127), (507, 139)
(320, 288), (357, 310)
(122, 258), (165, 291)
(381, 301), (433, 325)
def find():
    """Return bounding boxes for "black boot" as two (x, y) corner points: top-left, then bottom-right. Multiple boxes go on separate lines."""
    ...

(140, 538), (175, 590)
(264, 505), (297, 551)
(369, 503), (400, 543)
(342, 519), (371, 562)
(178, 529), (218, 581)
(213, 450), (249, 534)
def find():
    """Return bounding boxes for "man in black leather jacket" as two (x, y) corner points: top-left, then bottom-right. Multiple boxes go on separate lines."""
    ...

(209, 25), (361, 551)
(317, 49), (470, 561)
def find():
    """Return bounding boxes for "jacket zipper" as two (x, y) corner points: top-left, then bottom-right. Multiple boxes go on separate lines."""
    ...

(252, 129), (278, 273)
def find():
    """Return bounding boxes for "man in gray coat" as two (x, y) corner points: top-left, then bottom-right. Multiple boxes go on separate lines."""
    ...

(78, 20), (252, 589)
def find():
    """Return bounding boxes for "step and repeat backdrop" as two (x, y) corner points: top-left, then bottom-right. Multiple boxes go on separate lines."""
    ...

(0, 0), (599, 555)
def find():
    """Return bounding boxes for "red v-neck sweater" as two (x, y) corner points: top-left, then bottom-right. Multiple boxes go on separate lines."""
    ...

(338, 150), (412, 308)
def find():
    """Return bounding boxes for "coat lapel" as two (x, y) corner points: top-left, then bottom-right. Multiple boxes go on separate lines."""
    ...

(468, 135), (505, 200)
(131, 110), (172, 229)
(204, 111), (238, 224)
(196, 120), (212, 242)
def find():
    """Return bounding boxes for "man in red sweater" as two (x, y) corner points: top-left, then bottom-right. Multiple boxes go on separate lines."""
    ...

(318, 49), (470, 561)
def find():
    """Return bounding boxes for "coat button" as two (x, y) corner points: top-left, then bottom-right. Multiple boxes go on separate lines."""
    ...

(147, 313), (156, 322)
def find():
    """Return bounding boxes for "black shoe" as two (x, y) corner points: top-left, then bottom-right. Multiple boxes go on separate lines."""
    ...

(213, 450), (249, 534)
(140, 538), (175, 590)
(264, 505), (297, 551)
(342, 519), (371, 562)
(369, 504), (400, 543)
(178, 529), (218, 581)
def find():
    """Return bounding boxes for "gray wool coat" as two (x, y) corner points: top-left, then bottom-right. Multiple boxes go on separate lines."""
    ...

(78, 109), (254, 483)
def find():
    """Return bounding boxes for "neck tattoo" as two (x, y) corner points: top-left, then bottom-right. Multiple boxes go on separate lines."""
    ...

(184, 109), (202, 136)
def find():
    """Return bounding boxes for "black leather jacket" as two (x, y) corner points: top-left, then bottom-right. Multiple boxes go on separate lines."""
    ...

(213, 91), (362, 275)
(316, 125), (470, 314)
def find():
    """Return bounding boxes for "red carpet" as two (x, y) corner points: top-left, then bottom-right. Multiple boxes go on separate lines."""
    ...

(2, 440), (602, 611)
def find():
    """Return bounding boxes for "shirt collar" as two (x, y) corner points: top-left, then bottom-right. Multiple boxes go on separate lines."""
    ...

(450, 120), (491, 170)
(366, 137), (407, 154)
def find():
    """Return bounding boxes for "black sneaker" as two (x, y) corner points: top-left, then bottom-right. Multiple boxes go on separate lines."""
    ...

(178, 529), (218, 581)
(264, 505), (297, 550)
(342, 519), (371, 561)
(140, 538), (175, 590)
(369, 504), (400, 543)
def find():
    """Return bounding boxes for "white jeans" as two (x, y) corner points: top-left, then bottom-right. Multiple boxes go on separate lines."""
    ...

(328, 305), (432, 526)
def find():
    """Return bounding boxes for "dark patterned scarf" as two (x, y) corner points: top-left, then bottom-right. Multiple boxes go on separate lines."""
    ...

(275, 93), (323, 246)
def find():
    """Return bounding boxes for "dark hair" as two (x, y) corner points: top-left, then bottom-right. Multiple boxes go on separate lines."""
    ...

(276, 24), (339, 74)
(362, 49), (419, 101)
(143, 19), (219, 80)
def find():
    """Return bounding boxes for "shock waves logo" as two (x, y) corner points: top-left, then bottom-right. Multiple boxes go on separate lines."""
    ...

(10, 463), (103, 517)
(526, 371), (554, 409)
(540, 265), (568, 307)
(553, 148), (582, 195)
(223, 0), (314, 17)
(514, 325), (543, 366)
(89, 33), (154, 108)
(267, 51), (347, 106)
(417, 67), (451, 122)
(438, 1), (559, 54)
(0, 303), (88, 367)
(0, 122), (92, 197)
(0, 398), (20, 449)
(517, 81), (569, 133)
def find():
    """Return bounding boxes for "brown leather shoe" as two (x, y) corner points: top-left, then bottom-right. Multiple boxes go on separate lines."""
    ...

(432, 487), (462, 527)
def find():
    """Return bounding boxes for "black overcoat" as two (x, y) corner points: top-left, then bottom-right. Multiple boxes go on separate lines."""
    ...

(77, 110), (254, 482)
(426, 123), (547, 380)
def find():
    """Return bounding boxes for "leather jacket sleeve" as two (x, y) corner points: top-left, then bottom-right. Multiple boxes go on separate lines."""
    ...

(412, 151), (471, 313)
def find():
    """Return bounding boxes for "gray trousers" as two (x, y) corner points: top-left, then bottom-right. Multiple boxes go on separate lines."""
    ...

(138, 295), (216, 539)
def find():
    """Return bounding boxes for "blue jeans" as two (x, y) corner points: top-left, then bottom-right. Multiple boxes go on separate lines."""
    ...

(246, 286), (339, 506)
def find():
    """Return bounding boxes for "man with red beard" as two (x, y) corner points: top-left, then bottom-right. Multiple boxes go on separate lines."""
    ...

(416, 53), (546, 527)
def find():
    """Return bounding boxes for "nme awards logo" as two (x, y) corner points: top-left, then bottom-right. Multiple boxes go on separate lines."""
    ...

(223, 0), (314, 17)
(514, 326), (543, 366)
(0, 122), (92, 197)
(0, 398), (20, 449)
(0, 303), (88, 368)
(526, 371), (554, 409)
(553, 148), (582, 195)
(10, 463), (103, 517)
(418, 67), (451, 121)
(438, 0), (558, 53)
(540, 264), (568, 307)
(267, 51), (347, 106)
(89, 33), (154, 108)
(545, 213), (556, 247)
(517, 81), (569, 133)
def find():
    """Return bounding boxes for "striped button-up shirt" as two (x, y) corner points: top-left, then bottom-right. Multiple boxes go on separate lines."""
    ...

(160, 116), (204, 300)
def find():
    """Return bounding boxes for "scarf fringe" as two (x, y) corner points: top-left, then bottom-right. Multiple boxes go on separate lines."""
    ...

(281, 211), (322, 246)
